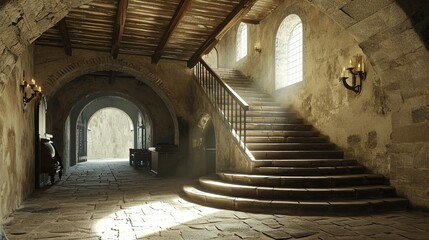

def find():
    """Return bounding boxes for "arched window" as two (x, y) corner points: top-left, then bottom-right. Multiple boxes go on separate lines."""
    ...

(275, 14), (303, 89)
(236, 22), (247, 61)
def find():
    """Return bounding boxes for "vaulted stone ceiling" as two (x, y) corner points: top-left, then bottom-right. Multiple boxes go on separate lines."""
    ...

(35, 0), (282, 66)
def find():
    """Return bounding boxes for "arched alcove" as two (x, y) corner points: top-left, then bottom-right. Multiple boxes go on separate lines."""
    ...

(202, 119), (216, 174)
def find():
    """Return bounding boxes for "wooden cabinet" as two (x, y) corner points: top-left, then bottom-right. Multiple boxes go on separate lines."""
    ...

(149, 145), (179, 176)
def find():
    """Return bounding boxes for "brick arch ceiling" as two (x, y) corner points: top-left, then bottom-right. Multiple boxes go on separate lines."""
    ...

(0, 0), (427, 96)
(45, 58), (180, 145)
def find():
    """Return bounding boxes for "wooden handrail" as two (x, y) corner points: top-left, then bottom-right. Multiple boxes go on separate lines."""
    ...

(194, 60), (249, 147)
(198, 60), (249, 110)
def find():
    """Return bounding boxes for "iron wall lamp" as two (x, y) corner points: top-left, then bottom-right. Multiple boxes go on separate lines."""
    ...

(20, 78), (42, 106)
(339, 54), (366, 94)
(254, 42), (262, 53)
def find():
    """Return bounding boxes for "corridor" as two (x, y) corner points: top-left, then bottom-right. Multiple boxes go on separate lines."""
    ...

(3, 160), (429, 240)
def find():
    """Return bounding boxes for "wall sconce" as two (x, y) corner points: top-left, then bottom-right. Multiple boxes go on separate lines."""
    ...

(20, 78), (42, 106)
(254, 42), (262, 53)
(339, 54), (367, 94)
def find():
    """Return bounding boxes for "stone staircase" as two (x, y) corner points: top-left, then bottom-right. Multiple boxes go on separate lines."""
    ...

(183, 68), (408, 215)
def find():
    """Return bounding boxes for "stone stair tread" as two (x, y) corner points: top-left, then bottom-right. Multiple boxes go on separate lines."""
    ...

(250, 150), (342, 153)
(253, 165), (365, 176)
(201, 176), (392, 191)
(247, 142), (335, 150)
(246, 136), (328, 143)
(183, 185), (408, 214)
(247, 142), (333, 147)
(253, 159), (358, 167)
(219, 172), (383, 179)
(254, 165), (364, 170)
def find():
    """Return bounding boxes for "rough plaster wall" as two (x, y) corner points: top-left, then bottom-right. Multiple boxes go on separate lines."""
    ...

(0, 46), (35, 221)
(216, 0), (429, 208)
(87, 108), (133, 159)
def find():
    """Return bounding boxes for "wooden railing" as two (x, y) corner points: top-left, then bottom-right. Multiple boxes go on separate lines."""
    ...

(194, 60), (249, 147)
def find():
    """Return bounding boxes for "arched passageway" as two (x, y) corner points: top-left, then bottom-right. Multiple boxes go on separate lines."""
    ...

(46, 71), (181, 171)
(86, 108), (134, 160)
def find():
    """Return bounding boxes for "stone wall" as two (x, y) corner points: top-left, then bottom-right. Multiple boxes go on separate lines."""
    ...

(0, 45), (35, 221)
(87, 108), (134, 160)
(215, 0), (429, 208)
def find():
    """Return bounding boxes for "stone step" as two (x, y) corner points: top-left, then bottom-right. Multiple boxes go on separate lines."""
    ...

(243, 116), (304, 124)
(246, 123), (313, 131)
(223, 80), (254, 86)
(183, 185), (408, 215)
(248, 105), (290, 111)
(238, 92), (272, 98)
(241, 96), (277, 102)
(246, 130), (319, 137)
(199, 176), (396, 200)
(246, 111), (297, 117)
(245, 136), (328, 143)
(250, 150), (344, 159)
(252, 165), (365, 175)
(218, 173), (386, 188)
(247, 143), (336, 151)
(252, 159), (358, 167)
(231, 88), (266, 93)
(285, 136), (329, 142)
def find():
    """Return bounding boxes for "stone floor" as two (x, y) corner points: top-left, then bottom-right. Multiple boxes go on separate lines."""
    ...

(3, 159), (429, 240)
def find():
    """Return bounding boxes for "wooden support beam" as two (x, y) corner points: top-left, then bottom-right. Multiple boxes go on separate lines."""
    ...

(152, 0), (192, 63)
(111, 0), (129, 59)
(58, 18), (72, 56)
(187, 0), (258, 68)
(241, 18), (260, 25)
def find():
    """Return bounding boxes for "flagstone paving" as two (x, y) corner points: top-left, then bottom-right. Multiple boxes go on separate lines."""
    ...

(2, 159), (429, 240)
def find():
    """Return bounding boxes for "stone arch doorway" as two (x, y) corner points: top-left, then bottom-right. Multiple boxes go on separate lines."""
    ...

(64, 92), (151, 168)
(86, 107), (134, 160)
(43, 58), (180, 146)
(203, 119), (216, 174)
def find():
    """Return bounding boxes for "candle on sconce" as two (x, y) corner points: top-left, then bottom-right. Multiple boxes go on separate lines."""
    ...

(30, 78), (35, 86)
(349, 59), (353, 68)
(38, 86), (42, 92)
(361, 60), (365, 72)
(341, 67), (346, 78)
(357, 63), (361, 72)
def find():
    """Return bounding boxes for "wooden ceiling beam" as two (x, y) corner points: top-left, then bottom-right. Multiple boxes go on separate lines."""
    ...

(111, 0), (129, 59)
(187, 0), (258, 68)
(58, 18), (72, 56)
(241, 18), (260, 25)
(151, 0), (192, 63)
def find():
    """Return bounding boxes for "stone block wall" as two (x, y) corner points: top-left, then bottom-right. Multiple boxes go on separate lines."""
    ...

(215, 0), (429, 208)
